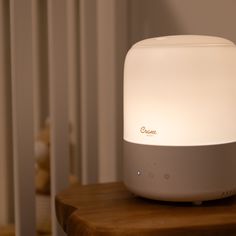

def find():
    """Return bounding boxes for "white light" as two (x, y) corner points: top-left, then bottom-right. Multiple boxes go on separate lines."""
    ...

(124, 35), (236, 146)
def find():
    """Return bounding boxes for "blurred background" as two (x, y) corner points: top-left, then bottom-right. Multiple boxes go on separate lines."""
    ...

(1, 0), (236, 234)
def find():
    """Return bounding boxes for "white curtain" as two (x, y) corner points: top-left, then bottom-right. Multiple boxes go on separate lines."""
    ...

(0, 0), (129, 228)
(79, 0), (128, 184)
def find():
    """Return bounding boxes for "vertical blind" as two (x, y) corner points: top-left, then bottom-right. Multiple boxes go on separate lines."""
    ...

(0, 0), (128, 234)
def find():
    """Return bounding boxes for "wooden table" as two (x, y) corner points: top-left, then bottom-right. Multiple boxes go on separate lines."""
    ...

(56, 182), (236, 235)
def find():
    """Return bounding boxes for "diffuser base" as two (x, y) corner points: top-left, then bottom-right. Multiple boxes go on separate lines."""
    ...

(124, 141), (236, 202)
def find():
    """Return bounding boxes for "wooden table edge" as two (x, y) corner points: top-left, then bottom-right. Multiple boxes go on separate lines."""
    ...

(55, 182), (236, 236)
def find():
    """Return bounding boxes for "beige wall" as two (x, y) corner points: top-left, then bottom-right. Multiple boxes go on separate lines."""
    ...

(128, 0), (236, 45)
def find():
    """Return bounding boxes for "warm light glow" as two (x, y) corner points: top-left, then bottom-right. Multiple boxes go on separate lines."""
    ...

(124, 35), (236, 146)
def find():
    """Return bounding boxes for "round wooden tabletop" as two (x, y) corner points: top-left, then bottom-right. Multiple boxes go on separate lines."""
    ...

(56, 182), (236, 236)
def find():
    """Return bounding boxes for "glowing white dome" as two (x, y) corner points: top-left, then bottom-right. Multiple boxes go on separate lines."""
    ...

(124, 35), (236, 146)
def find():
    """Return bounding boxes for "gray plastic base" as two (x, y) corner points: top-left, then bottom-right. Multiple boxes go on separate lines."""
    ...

(124, 140), (236, 202)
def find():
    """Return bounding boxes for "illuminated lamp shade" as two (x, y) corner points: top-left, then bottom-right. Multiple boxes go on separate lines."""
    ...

(123, 35), (236, 203)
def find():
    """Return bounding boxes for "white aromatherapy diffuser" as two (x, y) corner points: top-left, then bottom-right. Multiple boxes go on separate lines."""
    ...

(123, 35), (236, 202)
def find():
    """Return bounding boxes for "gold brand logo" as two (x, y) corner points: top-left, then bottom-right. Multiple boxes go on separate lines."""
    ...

(140, 126), (157, 136)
